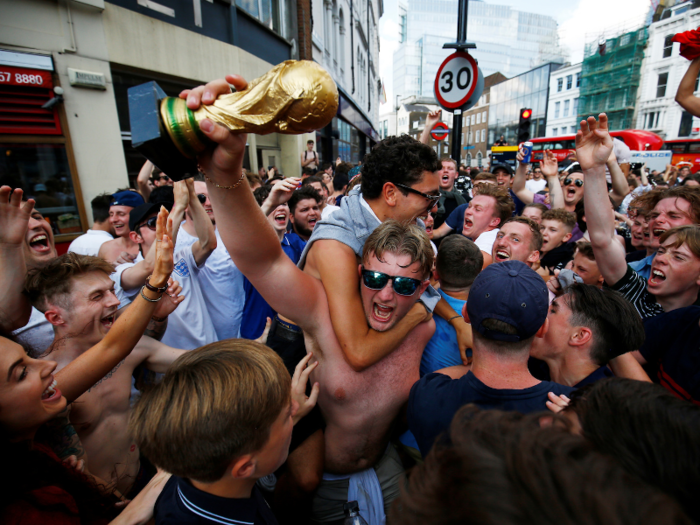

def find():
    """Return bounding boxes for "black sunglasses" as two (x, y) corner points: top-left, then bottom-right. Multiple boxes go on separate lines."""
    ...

(157, 175), (171, 182)
(361, 268), (424, 297)
(197, 193), (207, 204)
(563, 178), (584, 187)
(394, 183), (441, 203)
(137, 216), (158, 232)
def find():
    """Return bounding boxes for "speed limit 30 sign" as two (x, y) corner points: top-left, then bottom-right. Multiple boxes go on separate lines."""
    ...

(434, 51), (479, 110)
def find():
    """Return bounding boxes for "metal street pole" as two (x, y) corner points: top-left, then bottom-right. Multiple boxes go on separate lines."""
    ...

(443, 0), (475, 166)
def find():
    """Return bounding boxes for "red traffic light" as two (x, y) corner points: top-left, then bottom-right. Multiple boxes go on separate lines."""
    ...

(521, 109), (532, 119)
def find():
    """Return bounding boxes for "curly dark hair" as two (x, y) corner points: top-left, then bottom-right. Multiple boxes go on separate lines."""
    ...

(360, 135), (440, 199)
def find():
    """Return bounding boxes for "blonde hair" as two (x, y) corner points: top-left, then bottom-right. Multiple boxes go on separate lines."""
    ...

(362, 220), (434, 279)
(659, 225), (700, 259)
(473, 184), (515, 227)
(129, 340), (291, 483)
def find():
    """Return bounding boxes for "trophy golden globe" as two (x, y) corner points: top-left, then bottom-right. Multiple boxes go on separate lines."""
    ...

(128, 60), (339, 180)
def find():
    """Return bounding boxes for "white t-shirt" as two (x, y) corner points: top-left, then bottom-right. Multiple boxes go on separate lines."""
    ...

(12, 307), (54, 357)
(525, 179), (547, 194)
(321, 204), (340, 220)
(110, 252), (144, 310)
(68, 230), (114, 256)
(161, 243), (218, 350)
(177, 227), (245, 340)
(473, 228), (499, 255)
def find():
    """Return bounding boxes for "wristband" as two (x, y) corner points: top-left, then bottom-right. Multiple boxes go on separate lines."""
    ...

(448, 315), (462, 323)
(145, 275), (168, 293)
(140, 287), (163, 303)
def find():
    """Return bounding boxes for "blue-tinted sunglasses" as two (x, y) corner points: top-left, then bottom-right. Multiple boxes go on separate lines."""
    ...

(361, 268), (424, 296)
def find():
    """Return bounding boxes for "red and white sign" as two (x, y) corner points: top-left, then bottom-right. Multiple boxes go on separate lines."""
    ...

(431, 122), (450, 141)
(434, 51), (479, 110)
(0, 66), (53, 88)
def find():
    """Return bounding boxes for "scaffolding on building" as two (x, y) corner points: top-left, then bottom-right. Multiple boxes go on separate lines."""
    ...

(578, 27), (648, 131)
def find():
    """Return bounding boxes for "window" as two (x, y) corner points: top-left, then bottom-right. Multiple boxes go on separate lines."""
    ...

(553, 128), (558, 136)
(576, 72), (581, 87)
(566, 75), (572, 90)
(481, 129), (486, 142)
(564, 99), (570, 117)
(468, 131), (472, 143)
(645, 112), (659, 129)
(657, 72), (668, 98)
(554, 101), (560, 118)
(399, 12), (407, 43)
(663, 35), (674, 58)
(482, 111), (487, 122)
(476, 113), (481, 124)
(557, 78), (563, 92)
(570, 126), (577, 134)
(573, 97), (579, 114)
(679, 111), (693, 137)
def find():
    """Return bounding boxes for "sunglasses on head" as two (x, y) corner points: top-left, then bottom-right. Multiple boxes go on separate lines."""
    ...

(361, 268), (424, 297)
(137, 216), (158, 232)
(196, 193), (207, 204)
(394, 183), (441, 204)
(563, 178), (584, 187)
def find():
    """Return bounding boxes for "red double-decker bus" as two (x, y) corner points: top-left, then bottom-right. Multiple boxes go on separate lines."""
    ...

(528, 130), (664, 162)
(662, 139), (700, 171)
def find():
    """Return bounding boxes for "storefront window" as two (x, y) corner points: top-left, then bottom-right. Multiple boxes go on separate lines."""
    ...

(0, 143), (81, 235)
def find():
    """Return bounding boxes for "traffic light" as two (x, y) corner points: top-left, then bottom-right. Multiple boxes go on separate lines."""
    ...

(518, 108), (532, 143)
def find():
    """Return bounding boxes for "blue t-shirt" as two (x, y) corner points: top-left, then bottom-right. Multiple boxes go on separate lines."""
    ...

(629, 252), (656, 281)
(155, 476), (278, 525)
(640, 305), (700, 404)
(408, 370), (575, 457)
(420, 289), (466, 376)
(239, 233), (306, 339)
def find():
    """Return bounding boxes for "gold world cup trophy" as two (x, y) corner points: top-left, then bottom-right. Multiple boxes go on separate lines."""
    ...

(128, 60), (339, 180)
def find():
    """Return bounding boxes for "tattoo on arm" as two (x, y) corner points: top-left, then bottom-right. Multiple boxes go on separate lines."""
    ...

(37, 405), (86, 461)
(145, 317), (168, 341)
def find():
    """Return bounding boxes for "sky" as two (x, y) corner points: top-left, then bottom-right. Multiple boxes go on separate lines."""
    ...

(378, 0), (651, 106)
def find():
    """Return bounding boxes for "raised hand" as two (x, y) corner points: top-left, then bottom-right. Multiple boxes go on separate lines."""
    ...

(540, 150), (559, 178)
(575, 114), (613, 172)
(0, 186), (34, 246)
(291, 352), (320, 425)
(152, 278), (185, 319)
(261, 177), (300, 217)
(151, 207), (174, 288)
(425, 109), (442, 129)
(173, 180), (190, 211)
(179, 75), (249, 184)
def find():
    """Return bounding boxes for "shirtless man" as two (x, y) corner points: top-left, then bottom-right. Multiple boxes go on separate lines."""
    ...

(185, 75), (437, 522)
(98, 190), (145, 264)
(26, 209), (186, 496)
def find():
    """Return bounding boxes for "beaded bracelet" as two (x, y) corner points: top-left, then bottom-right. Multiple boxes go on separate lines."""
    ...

(140, 287), (163, 303)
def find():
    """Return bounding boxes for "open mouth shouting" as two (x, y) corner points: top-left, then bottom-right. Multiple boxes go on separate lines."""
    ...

(308, 218), (318, 229)
(652, 228), (667, 239)
(566, 187), (577, 199)
(274, 212), (288, 227)
(649, 268), (666, 286)
(494, 246), (510, 262)
(42, 377), (62, 403)
(372, 302), (394, 324)
(28, 233), (51, 254)
(100, 313), (116, 329)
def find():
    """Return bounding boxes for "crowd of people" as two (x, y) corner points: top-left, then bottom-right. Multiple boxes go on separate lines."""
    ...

(1, 69), (700, 525)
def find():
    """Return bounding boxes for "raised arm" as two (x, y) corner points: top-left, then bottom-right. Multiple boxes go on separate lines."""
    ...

(261, 177), (299, 217)
(607, 150), (629, 207)
(577, 114), (628, 285)
(136, 160), (154, 201)
(56, 207), (174, 403)
(419, 110), (441, 145)
(512, 149), (535, 203)
(180, 76), (326, 331)
(540, 150), (564, 209)
(675, 56), (700, 117)
(184, 179), (217, 266)
(0, 187), (33, 332)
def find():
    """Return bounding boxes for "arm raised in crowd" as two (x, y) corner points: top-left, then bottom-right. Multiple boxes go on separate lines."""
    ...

(607, 150), (629, 207)
(577, 114), (628, 286)
(184, 178), (217, 266)
(136, 160), (154, 201)
(180, 76), (327, 333)
(56, 207), (174, 403)
(261, 177), (299, 217)
(0, 187), (33, 332)
(419, 109), (442, 145)
(512, 149), (534, 203)
(512, 150), (563, 209)
(675, 56), (700, 117)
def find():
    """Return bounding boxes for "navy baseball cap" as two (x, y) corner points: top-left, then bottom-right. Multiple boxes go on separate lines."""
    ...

(491, 164), (514, 176)
(129, 203), (160, 232)
(111, 190), (145, 208)
(467, 260), (548, 342)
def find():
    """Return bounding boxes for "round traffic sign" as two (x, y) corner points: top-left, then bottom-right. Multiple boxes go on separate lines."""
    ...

(431, 122), (449, 141)
(434, 51), (479, 110)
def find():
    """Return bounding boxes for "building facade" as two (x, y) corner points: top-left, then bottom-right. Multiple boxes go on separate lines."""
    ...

(309, 0), (381, 164)
(546, 63), (581, 137)
(637, 3), (700, 140)
(392, 0), (565, 100)
(488, 62), (562, 146)
(463, 72), (507, 167)
(1, 0), (305, 249)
